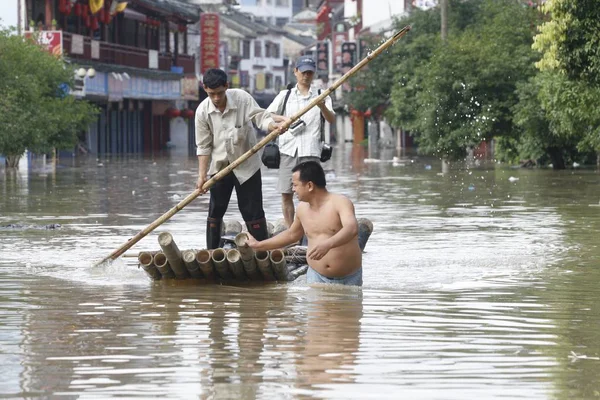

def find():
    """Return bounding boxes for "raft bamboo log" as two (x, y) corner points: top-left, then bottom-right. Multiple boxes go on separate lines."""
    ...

(158, 232), (189, 279)
(182, 249), (203, 279)
(267, 221), (274, 237)
(95, 25), (411, 267)
(357, 218), (373, 251)
(226, 249), (247, 280)
(138, 251), (162, 280)
(271, 219), (287, 237)
(234, 233), (262, 280)
(153, 252), (175, 279)
(255, 250), (276, 281)
(270, 249), (288, 281)
(196, 249), (215, 279)
(287, 265), (309, 281)
(211, 248), (233, 279)
(223, 220), (243, 237)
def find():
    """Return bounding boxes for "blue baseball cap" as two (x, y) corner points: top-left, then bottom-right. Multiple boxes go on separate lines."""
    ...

(296, 56), (316, 72)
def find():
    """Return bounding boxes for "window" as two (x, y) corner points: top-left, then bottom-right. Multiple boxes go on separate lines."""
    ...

(276, 0), (289, 6)
(122, 18), (137, 47)
(265, 42), (271, 58)
(242, 40), (250, 59)
(240, 71), (249, 87)
(254, 40), (262, 57)
(275, 76), (282, 90)
(273, 43), (280, 58)
(137, 23), (147, 48)
(265, 73), (273, 89)
(275, 17), (288, 26)
(159, 24), (167, 52)
(239, 0), (258, 4)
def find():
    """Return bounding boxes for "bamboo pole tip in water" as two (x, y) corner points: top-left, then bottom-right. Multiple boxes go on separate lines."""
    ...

(226, 249), (241, 263)
(158, 232), (174, 246)
(234, 232), (249, 247)
(138, 251), (154, 266)
(196, 249), (211, 263)
(211, 248), (226, 262)
(182, 249), (196, 263)
(270, 249), (285, 262)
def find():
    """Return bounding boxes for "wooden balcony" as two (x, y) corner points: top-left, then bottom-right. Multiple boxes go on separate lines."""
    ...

(63, 32), (195, 75)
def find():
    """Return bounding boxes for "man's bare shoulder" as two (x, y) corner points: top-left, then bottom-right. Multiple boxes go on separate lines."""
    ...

(329, 193), (354, 207)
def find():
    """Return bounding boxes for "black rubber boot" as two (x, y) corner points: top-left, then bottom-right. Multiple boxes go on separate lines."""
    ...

(246, 218), (269, 241)
(206, 217), (223, 249)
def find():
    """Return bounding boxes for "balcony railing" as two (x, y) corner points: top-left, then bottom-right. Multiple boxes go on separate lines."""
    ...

(63, 32), (195, 75)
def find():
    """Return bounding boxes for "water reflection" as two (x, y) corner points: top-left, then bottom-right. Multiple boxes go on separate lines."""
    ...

(1, 146), (600, 398)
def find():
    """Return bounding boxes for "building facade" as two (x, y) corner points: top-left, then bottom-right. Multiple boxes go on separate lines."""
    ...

(24, 0), (202, 156)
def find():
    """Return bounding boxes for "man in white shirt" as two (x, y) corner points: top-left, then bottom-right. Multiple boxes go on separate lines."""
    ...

(267, 57), (336, 227)
(195, 68), (286, 249)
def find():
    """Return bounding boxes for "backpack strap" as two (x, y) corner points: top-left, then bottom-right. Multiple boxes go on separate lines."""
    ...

(280, 88), (293, 116)
(318, 89), (325, 142)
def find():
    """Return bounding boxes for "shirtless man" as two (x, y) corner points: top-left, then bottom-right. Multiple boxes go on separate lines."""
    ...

(246, 161), (362, 286)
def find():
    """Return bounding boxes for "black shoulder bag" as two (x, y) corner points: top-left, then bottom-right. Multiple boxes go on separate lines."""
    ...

(261, 88), (292, 169)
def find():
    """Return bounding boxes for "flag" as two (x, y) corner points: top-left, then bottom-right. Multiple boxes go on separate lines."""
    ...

(89, 0), (104, 14)
(109, 1), (128, 15)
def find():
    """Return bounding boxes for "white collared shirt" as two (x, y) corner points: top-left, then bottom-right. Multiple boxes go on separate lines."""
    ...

(195, 89), (274, 184)
(267, 84), (334, 158)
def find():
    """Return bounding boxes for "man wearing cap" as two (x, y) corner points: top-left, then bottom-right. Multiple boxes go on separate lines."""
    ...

(267, 57), (336, 227)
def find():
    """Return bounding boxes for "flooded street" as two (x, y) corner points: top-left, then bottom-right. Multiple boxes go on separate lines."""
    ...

(1, 144), (600, 399)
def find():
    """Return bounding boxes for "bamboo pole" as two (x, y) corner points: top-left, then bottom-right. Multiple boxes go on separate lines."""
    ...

(158, 232), (189, 279)
(255, 250), (276, 281)
(95, 26), (411, 266)
(182, 249), (203, 279)
(196, 249), (215, 279)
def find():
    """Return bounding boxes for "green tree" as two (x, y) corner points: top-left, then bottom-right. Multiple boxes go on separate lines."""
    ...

(388, 0), (538, 160)
(0, 28), (97, 167)
(534, 0), (600, 85)
(517, 0), (600, 167)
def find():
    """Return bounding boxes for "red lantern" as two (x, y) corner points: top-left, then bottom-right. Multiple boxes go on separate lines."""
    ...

(181, 109), (195, 119)
(82, 4), (89, 18)
(91, 16), (99, 31)
(85, 14), (91, 28)
(74, 3), (82, 16)
(165, 108), (181, 118)
(59, 0), (68, 14)
(98, 9), (105, 22)
(364, 109), (372, 118)
(103, 11), (111, 24)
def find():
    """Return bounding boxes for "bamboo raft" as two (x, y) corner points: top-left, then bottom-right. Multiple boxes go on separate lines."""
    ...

(136, 218), (373, 283)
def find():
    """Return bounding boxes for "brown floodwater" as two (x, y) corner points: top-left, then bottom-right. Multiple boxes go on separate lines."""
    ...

(1, 144), (599, 399)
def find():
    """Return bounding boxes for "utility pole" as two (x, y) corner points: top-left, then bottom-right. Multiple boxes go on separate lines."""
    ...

(441, 0), (448, 41)
(17, 0), (22, 35)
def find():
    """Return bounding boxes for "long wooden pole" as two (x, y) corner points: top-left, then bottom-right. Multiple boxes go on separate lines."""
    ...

(95, 26), (411, 266)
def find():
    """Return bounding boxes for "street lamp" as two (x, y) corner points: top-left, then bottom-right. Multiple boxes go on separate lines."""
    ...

(77, 67), (96, 79)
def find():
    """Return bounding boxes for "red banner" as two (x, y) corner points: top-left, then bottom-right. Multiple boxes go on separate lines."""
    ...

(24, 30), (63, 57)
(200, 13), (220, 74)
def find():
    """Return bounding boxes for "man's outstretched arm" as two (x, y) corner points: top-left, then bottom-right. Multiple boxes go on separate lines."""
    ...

(246, 215), (304, 251)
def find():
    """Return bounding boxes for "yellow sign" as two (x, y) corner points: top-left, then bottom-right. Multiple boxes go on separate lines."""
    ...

(255, 73), (265, 91)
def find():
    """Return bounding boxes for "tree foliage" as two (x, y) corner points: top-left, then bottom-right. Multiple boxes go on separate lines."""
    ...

(0, 28), (97, 165)
(386, 0), (539, 160)
(534, 0), (600, 85)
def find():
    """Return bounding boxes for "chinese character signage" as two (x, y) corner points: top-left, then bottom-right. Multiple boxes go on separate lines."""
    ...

(332, 32), (348, 72)
(201, 13), (220, 74)
(341, 42), (357, 70)
(24, 31), (63, 57)
(341, 42), (357, 91)
(316, 41), (329, 79)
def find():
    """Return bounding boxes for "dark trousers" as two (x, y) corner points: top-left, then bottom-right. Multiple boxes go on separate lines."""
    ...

(208, 170), (265, 222)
